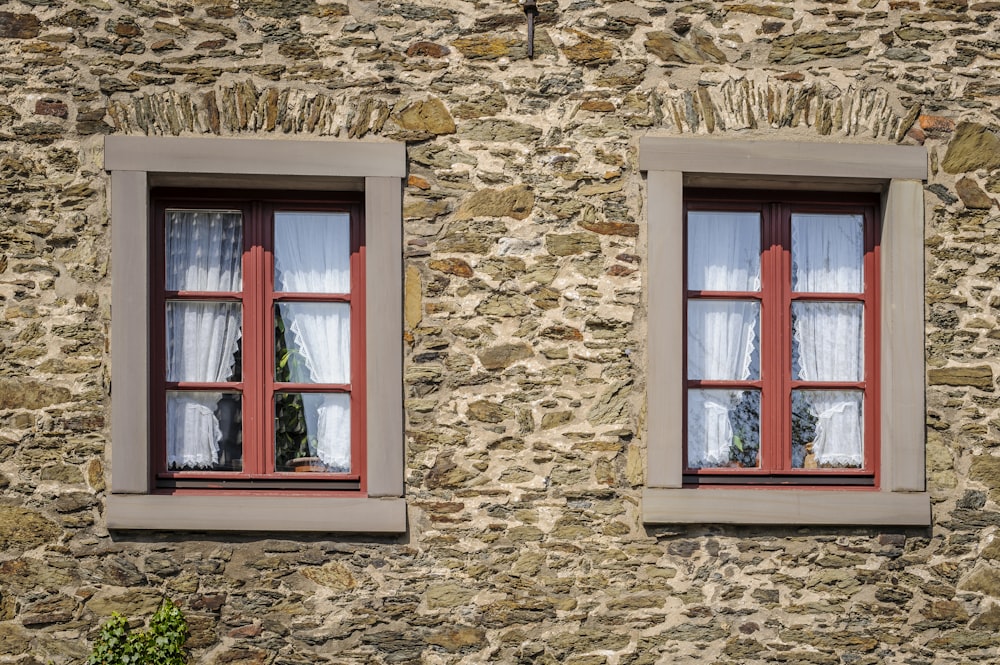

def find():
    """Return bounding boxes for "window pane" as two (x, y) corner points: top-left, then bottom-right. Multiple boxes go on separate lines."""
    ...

(687, 211), (761, 292)
(688, 300), (759, 380)
(792, 302), (863, 382)
(688, 389), (760, 469)
(792, 390), (863, 469)
(167, 391), (242, 471)
(166, 302), (242, 382)
(274, 211), (350, 293)
(165, 210), (242, 292)
(791, 213), (863, 293)
(275, 392), (351, 473)
(275, 303), (350, 384)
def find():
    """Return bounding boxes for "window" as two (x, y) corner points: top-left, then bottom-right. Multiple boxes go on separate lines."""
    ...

(641, 137), (930, 525)
(153, 194), (365, 491)
(684, 192), (879, 485)
(105, 137), (406, 532)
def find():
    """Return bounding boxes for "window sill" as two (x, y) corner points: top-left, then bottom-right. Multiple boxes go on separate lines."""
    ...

(642, 487), (930, 526)
(106, 494), (407, 533)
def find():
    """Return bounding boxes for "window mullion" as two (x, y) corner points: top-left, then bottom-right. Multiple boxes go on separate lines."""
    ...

(778, 203), (793, 472)
(760, 203), (774, 472)
(259, 201), (276, 475)
(761, 202), (788, 472)
(244, 201), (268, 475)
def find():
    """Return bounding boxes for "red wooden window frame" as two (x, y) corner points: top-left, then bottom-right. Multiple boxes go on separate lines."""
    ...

(150, 189), (367, 495)
(683, 189), (881, 487)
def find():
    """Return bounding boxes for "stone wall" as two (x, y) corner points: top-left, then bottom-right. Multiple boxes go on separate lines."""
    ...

(2, 0), (1000, 662)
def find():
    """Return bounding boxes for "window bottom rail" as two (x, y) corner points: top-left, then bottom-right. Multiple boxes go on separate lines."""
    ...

(683, 474), (875, 487)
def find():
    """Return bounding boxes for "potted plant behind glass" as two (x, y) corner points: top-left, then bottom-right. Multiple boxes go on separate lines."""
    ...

(274, 310), (327, 473)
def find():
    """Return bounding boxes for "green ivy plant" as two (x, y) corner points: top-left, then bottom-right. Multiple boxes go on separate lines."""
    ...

(88, 598), (189, 665)
(274, 309), (316, 469)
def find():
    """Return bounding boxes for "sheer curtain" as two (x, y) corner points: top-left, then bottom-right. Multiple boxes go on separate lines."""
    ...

(274, 212), (352, 471)
(165, 211), (242, 468)
(792, 214), (864, 466)
(687, 212), (760, 467)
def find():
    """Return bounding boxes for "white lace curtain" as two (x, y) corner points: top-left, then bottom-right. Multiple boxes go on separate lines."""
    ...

(165, 211), (243, 468)
(687, 212), (760, 467)
(792, 213), (864, 466)
(274, 212), (352, 471)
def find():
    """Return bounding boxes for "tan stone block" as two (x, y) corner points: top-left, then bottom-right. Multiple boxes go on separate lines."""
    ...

(405, 41), (450, 58)
(959, 565), (1000, 598)
(0, 379), (71, 409)
(625, 445), (644, 486)
(928, 366), (993, 389)
(926, 435), (956, 493)
(0, 506), (60, 552)
(981, 539), (1000, 560)
(644, 31), (705, 64)
(396, 97), (456, 137)
(428, 258), (473, 278)
(425, 583), (475, 608)
(302, 562), (357, 590)
(956, 177), (995, 209)
(919, 114), (955, 133)
(86, 590), (164, 617)
(580, 100), (615, 113)
(425, 453), (475, 489)
(408, 174), (431, 190)
(478, 343), (533, 370)
(942, 122), (1000, 174)
(578, 220), (639, 236)
(562, 30), (615, 64)
(451, 35), (517, 60)
(546, 232), (600, 256)
(0, 12), (40, 39)
(970, 603), (1000, 629)
(404, 265), (422, 329)
(971, 456), (1000, 500)
(468, 400), (513, 423)
(426, 626), (486, 651)
(87, 458), (106, 492)
(922, 600), (969, 622)
(455, 185), (534, 221)
(541, 411), (572, 429)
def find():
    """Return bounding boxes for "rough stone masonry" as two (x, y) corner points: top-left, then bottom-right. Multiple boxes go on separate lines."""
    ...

(2, 0), (1000, 663)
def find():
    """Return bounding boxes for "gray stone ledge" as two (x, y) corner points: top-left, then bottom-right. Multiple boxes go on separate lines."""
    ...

(643, 488), (931, 526)
(107, 495), (407, 533)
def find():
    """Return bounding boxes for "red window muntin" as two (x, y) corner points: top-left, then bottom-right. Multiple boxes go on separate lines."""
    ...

(683, 189), (880, 486)
(150, 190), (367, 495)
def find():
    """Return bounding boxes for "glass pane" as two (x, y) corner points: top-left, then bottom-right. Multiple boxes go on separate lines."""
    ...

(165, 209), (242, 292)
(688, 389), (760, 469)
(275, 392), (351, 473)
(687, 211), (761, 292)
(791, 302), (863, 382)
(167, 391), (242, 471)
(274, 211), (351, 293)
(688, 300), (759, 380)
(275, 303), (350, 384)
(791, 213), (863, 293)
(166, 302), (242, 382)
(792, 390), (863, 469)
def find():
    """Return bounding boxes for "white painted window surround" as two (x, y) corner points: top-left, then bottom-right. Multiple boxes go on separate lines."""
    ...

(104, 136), (407, 533)
(640, 136), (931, 526)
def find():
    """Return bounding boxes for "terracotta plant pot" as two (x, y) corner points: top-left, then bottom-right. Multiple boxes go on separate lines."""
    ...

(289, 457), (326, 473)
